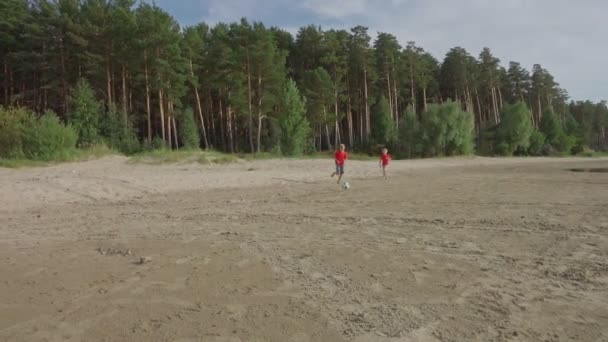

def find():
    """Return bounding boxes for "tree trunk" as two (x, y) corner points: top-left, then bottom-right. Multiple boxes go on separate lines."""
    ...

(167, 115), (173, 149)
(256, 72), (263, 153)
(335, 87), (339, 148)
(498, 87), (504, 109)
(106, 49), (112, 106)
(218, 92), (226, 151)
(363, 69), (371, 140)
(226, 96), (234, 153)
(247, 54), (254, 153)
(475, 92), (483, 128)
(537, 95), (542, 127)
(121, 64), (128, 130)
(393, 75), (399, 126)
(189, 59), (209, 149)
(209, 91), (216, 148)
(158, 87), (166, 144)
(323, 106), (333, 151)
(144, 54), (152, 144)
(386, 72), (393, 120)
(3, 58), (8, 105)
(423, 86), (428, 113)
(172, 116), (179, 149)
(347, 97), (354, 147)
(60, 41), (68, 115)
(491, 87), (498, 125)
(410, 63), (416, 114)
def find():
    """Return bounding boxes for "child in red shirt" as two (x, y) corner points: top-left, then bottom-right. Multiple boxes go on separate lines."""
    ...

(331, 144), (348, 184)
(379, 148), (392, 180)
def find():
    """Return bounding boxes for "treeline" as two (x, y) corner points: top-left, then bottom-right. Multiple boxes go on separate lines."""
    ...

(1, 0), (606, 159)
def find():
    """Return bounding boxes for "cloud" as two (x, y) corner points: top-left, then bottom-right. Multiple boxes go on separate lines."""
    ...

(180, 0), (607, 101)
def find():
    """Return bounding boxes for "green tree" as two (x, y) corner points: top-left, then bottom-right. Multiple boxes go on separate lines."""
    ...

(371, 95), (396, 145)
(301, 67), (334, 150)
(398, 106), (419, 158)
(495, 102), (533, 155)
(528, 130), (545, 156)
(99, 105), (140, 154)
(69, 78), (100, 146)
(177, 107), (200, 149)
(418, 101), (474, 157)
(278, 79), (310, 156)
(539, 109), (563, 147)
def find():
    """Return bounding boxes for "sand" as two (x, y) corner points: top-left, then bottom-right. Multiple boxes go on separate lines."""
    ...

(1, 156), (607, 341)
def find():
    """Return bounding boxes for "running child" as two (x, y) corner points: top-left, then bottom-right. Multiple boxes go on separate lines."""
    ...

(331, 144), (348, 184)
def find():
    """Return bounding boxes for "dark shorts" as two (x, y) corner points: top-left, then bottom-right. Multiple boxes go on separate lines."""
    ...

(336, 164), (345, 175)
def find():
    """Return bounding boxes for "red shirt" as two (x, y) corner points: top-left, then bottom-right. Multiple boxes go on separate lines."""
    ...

(380, 153), (391, 166)
(335, 151), (348, 165)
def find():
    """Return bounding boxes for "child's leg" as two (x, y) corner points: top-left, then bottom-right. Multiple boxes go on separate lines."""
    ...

(337, 165), (343, 184)
(383, 166), (388, 179)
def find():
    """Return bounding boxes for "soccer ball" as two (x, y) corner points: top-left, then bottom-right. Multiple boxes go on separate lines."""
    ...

(342, 182), (350, 190)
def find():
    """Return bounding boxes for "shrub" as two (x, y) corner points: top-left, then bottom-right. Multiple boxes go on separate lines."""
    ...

(22, 111), (78, 160)
(528, 130), (546, 156)
(0, 107), (31, 158)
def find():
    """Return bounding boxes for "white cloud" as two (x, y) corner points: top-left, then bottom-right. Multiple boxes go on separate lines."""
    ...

(297, 0), (368, 18)
(196, 0), (608, 101)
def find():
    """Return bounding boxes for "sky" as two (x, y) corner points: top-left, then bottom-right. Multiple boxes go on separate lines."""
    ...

(148, 0), (606, 102)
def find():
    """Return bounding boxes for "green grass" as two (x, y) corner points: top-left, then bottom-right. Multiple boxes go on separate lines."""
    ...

(129, 149), (241, 165)
(576, 150), (608, 158)
(0, 144), (117, 169)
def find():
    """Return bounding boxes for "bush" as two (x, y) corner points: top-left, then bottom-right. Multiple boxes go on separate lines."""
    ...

(0, 107), (31, 158)
(22, 111), (78, 160)
(556, 133), (576, 154)
(495, 102), (533, 155)
(177, 107), (200, 150)
(0, 107), (77, 160)
(99, 106), (141, 155)
(69, 79), (101, 147)
(419, 101), (474, 157)
(528, 130), (546, 156)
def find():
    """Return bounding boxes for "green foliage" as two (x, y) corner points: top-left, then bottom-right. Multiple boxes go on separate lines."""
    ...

(528, 130), (546, 156)
(99, 106), (141, 155)
(398, 107), (420, 158)
(555, 134), (576, 154)
(419, 101), (474, 157)
(278, 80), (311, 156)
(21, 111), (78, 160)
(177, 107), (200, 150)
(0, 107), (30, 158)
(539, 109), (563, 147)
(371, 96), (397, 145)
(0, 107), (77, 160)
(69, 79), (101, 147)
(495, 102), (533, 155)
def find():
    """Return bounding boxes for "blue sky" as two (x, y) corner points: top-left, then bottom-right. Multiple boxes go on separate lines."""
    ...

(148, 0), (606, 102)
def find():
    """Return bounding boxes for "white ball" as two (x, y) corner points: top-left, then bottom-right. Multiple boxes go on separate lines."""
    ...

(342, 182), (350, 190)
